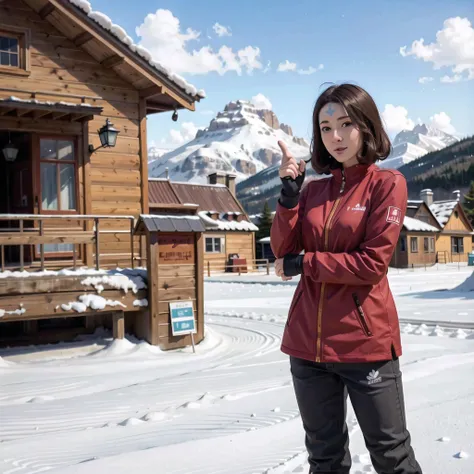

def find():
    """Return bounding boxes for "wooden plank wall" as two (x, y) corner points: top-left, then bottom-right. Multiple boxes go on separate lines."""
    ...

(0, 0), (145, 267)
(226, 232), (255, 270)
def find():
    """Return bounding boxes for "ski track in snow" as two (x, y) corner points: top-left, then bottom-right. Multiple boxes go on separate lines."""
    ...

(0, 269), (473, 474)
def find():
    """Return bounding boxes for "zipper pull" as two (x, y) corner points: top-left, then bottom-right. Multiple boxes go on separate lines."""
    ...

(339, 170), (346, 194)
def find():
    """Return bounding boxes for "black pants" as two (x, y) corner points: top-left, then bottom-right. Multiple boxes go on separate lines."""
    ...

(290, 356), (422, 474)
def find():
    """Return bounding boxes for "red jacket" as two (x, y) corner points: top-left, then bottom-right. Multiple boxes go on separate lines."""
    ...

(270, 163), (407, 363)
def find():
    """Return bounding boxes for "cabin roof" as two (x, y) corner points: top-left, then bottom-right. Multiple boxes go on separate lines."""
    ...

(24, 0), (204, 112)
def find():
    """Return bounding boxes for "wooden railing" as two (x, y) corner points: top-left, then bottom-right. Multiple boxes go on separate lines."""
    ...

(205, 259), (270, 276)
(0, 214), (135, 272)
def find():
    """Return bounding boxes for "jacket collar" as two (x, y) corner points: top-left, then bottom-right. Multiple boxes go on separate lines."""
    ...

(330, 163), (376, 184)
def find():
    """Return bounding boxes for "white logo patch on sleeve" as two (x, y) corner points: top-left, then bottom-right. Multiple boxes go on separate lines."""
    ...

(386, 206), (401, 225)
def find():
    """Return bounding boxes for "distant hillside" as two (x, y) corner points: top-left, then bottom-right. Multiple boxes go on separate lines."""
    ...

(399, 135), (474, 200)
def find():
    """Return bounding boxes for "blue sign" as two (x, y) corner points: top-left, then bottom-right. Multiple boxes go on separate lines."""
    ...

(169, 301), (196, 336)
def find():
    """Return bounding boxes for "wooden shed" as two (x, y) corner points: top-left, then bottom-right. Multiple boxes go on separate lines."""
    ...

(134, 213), (206, 350)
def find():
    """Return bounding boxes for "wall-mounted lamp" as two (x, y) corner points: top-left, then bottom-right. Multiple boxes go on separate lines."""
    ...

(2, 132), (19, 162)
(172, 109), (178, 122)
(89, 118), (120, 153)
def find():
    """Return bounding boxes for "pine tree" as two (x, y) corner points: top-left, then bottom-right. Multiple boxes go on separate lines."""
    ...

(256, 201), (273, 241)
(463, 181), (474, 227)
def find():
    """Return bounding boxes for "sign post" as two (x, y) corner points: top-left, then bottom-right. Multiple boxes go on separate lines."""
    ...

(169, 301), (197, 353)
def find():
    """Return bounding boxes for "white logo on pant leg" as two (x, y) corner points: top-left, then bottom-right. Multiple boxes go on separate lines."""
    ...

(366, 369), (382, 385)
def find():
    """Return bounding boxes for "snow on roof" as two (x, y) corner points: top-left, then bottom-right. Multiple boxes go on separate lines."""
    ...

(430, 201), (458, 226)
(198, 211), (259, 232)
(258, 236), (271, 243)
(0, 96), (96, 108)
(403, 216), (440, 233)
(67, 0), (205, 99)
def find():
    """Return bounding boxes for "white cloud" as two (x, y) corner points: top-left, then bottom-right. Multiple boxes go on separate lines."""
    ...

(430, 112), (456, 134)
(277, 60), (323, 74)
(382, 104), (415, 135)
(263, 60), (271, 74)
(418, 76), (434, 84)
(213, 22), (231, 37)
(297, 64), (324, 75)
(251, 93), (272, 110)
(440, 74), (463, 83)
(166, 122), (203, 145)
(277, 60), (297, 72)
(400, 16), (474, 82)
(136, 10), (262, 75)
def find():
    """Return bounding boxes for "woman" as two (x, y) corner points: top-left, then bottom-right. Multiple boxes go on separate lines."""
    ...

(270, 83), (422, 474)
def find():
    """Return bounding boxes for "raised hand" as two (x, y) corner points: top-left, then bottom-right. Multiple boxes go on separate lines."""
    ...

(278, 141), (306, 181)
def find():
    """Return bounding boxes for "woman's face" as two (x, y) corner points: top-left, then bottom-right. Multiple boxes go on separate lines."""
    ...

(319, 102), (362, 168)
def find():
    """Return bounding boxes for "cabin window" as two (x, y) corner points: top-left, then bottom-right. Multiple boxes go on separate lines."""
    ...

(400, 236), (407, 252)
(423, 237), (429, 253)
(205, 236), (225, 253)
(40, 139), (77, 211)
(410, 237), (418, 253)
(0, 28), (30, 75)
(451, 237), (464, 254)
(429, 237), (435, 253)
(0, 36), (19, 67)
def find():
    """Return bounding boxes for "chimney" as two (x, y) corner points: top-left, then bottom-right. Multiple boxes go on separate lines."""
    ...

(420, 189), (433, 207)
(453, 190), (461, 202)
(208, 172), (236, 196)
(208, 172), (226, 186)
(226, 174), (236, 196)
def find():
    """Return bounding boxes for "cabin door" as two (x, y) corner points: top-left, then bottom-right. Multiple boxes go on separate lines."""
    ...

(33, 136), (80, 258)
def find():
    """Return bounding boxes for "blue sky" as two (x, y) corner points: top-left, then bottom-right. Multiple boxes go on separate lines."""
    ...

(89, 0), (474, 149)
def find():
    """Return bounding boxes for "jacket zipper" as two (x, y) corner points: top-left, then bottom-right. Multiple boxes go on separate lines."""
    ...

(352, 293), (372, 337)
(315, 170), (346, 362)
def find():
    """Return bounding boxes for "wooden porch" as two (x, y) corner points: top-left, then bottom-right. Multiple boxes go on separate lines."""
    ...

(0, 213), (147, 346)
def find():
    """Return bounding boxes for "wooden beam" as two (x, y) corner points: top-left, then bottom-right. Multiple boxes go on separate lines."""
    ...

(139, 86), (162, 99)
(16, 109), (32, 117)
(112, 311), (125, 339)
(0, 108), (15, 116)
(0, 289), (147, 321)
(39, 3), (56, 19)
(101, 55), (125, 69)
(33, 109), (53, 120)
(51, 111), (71, 120)
(73, 31), (93, 47)
(139, 98), (149, 265)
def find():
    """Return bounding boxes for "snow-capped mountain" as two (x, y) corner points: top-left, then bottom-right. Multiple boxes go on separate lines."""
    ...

(148, 146), (170, 162)
(380, 124), (458, 169)
(148, 100), (310, 183)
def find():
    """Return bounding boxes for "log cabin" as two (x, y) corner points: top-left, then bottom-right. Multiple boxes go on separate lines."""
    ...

(0, 0), (204, 345)
(148, 172), (259, 274)
(391, 188), (474, 268)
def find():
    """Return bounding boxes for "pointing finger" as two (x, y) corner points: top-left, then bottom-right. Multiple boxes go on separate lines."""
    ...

(278, 141), (292, 163)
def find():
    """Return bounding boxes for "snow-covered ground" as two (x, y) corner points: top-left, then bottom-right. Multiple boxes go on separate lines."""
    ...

(0, 265), (473, 474)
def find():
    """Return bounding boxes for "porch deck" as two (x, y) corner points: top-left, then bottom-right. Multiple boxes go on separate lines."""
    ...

(0, 214), (148, 344)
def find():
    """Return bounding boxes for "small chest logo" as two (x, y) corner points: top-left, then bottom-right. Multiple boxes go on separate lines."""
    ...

(347, 203), (367, 212)
(386, 206), (402, 225)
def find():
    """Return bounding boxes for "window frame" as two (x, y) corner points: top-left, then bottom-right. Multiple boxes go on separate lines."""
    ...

(429, 237), (435, 253)
(0, 25), (30, 76)
(451, 236), (464, 255)
(410, 236), (418, 253)
(423, 237), (429, 253)
(205, 236), (225, 254)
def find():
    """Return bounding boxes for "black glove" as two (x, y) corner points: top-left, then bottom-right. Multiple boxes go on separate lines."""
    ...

(279, 170), (305, 209)
(283, 254), (304, 277)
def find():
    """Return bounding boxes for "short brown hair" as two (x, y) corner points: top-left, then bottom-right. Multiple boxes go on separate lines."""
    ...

(310, 83), (391, 174)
